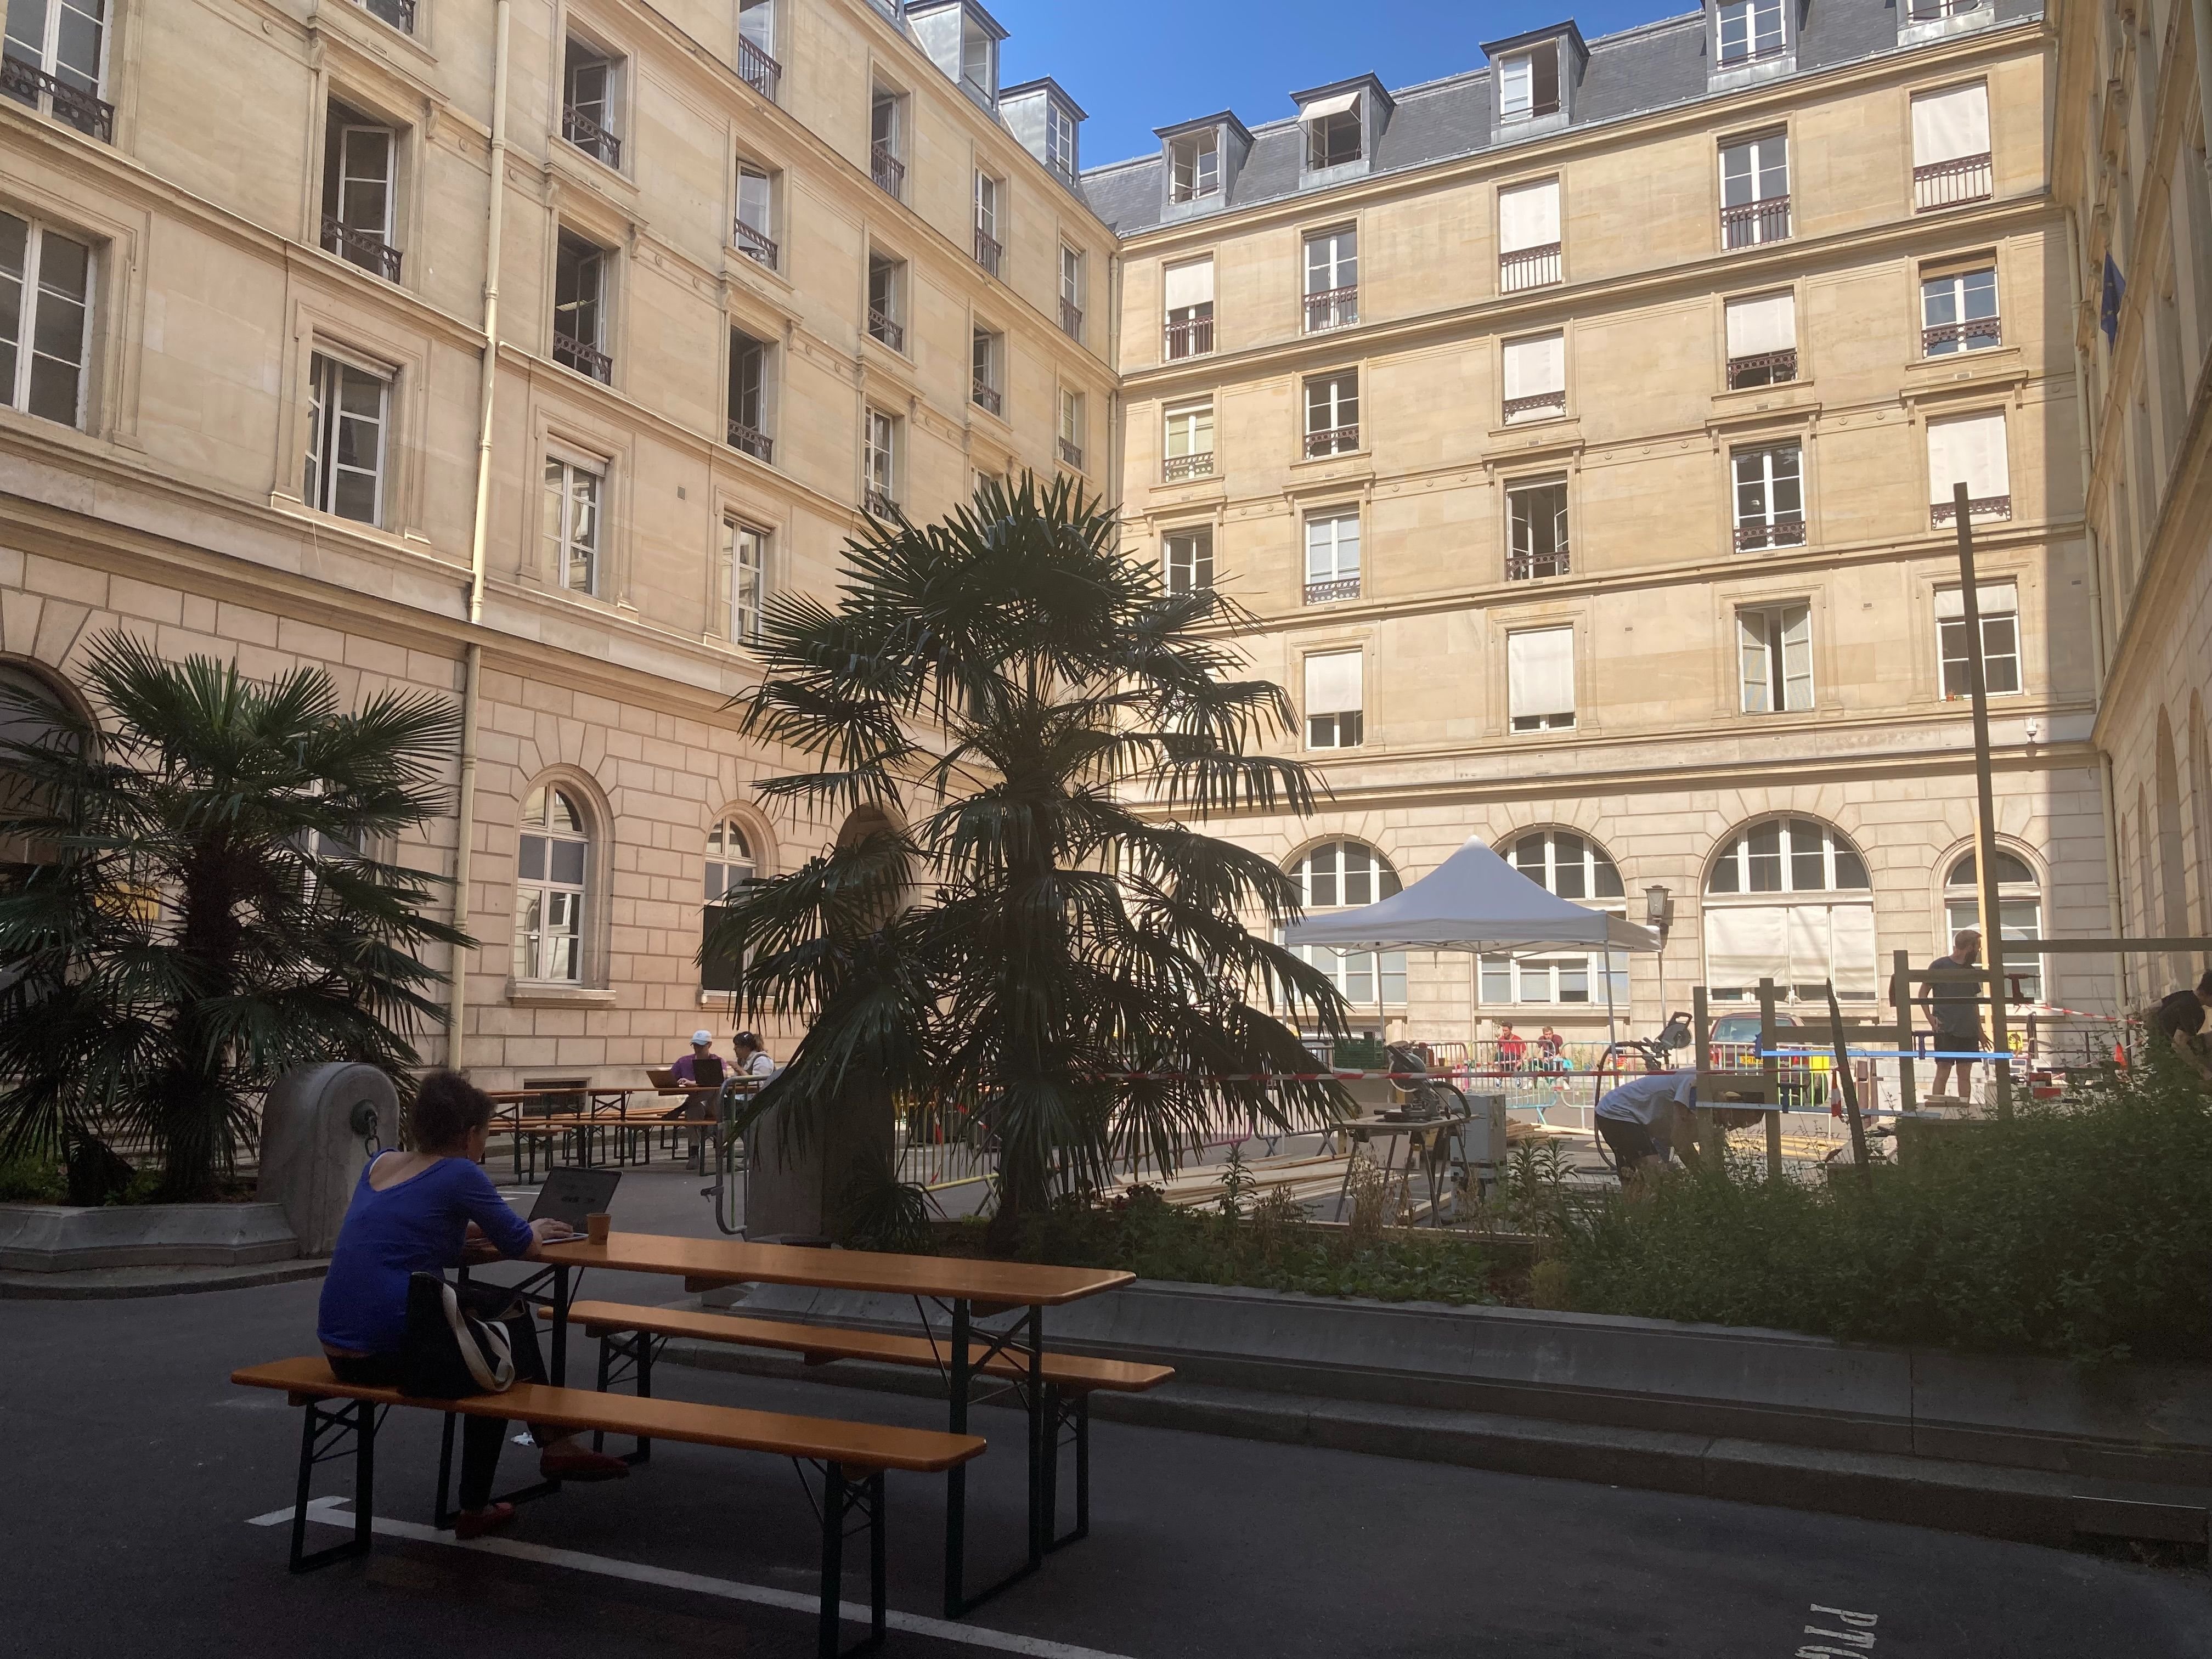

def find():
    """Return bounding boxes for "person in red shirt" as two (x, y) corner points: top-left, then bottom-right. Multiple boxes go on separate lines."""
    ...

(1496, 1024), (1527, 1071)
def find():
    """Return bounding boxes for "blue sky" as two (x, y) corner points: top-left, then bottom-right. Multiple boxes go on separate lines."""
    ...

(985, 0), (1691, 168)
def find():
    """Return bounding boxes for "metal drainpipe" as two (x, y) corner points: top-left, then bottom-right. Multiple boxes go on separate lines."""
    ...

(447, 0), (511, 1069)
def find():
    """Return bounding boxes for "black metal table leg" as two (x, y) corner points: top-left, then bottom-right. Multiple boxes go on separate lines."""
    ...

(550, 1262), (573, 1387)
(943, 1298), (970, 1618)
(287, 1398), (377, 1573)
(1025, 1306), (1046, 1569)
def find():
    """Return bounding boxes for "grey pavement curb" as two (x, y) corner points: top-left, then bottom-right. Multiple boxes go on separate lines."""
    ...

(647, 1331), (2212, 1552)
(0, 1258), (331, 1300)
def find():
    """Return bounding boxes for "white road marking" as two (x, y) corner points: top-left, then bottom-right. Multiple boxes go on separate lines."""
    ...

(245, 1501), (1142, 1659)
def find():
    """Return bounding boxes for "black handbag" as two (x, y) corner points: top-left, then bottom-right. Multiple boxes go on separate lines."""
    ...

(398, 1273), (517, 1398)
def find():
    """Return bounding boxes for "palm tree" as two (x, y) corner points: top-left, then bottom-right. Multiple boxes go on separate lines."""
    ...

(711, 475), (1352, 1242)
(0, 634), (471, 1200)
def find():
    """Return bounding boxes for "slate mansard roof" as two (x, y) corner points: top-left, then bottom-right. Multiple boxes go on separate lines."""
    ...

(1078, 0), (2043, 236)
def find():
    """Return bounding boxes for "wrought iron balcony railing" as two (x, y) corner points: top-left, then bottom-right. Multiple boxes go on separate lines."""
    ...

(726, 420), (772, 463)
(1720, 195), (1790, 248)
(1, 55), (114, 142)
(1059, 297), (1083, 338)
(732, 216), (778, 269)
(1726, 348), (1797, 389)
(737, 36), (781, 101)
(1922, 317), (2003, 355)
(321, 216), (403, 282)
(562, 103), (620, 168)
(1304, 286), (1358, 332)
(1502, 390), (1566, 422)
(1303, 424), (1359, 458)
(1506, 549), (1570, 580)
(1303, 576), (1359, 604)
(864, 487), (900, 520)
(972, 381), (1002, 417)
(552, 332), (613, 382)
(867, 308), (904, 353)
(1914, 152), (1993, 211)
(1161, 452), (1215, 483)
(973, 227), (1002, 278)
(871, 142), (905, 199)
(1164, 315), (1214, 359)
(1499, 242), (1561, 292)
(1058, 437), (1084, 470)
(1930, 494), (2011, 527)
(1734, 516), (1808, 551)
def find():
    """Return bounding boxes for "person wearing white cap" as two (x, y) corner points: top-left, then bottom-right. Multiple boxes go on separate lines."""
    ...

(670, 1030), (725, 1089)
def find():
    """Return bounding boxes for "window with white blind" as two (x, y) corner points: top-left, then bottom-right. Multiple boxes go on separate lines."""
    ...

(1936, 582), (2021, 698)
(1164, 527), (1213, 594)
(1163, 257), (1214, 358)
(1304, 227), (1358, 331)
(1304, 511), (1361, 603)
(722, 520), (768, 644)
(1922, 267), (2000, 354)
(1720, 134), (1790, 246)
(1479, 830), (1630, 1007)
(0, 211), (92, 427)
(1498, 178), (1562, 291)
(1498, 41), (1561, 122)
(1304, 371), (1359, 455)
(1733, 443), (1805, 550)
(1926, 410), (2010, 524)
(1703, 817), (1876, 1001)
(303, 352), (391, 526)
(1502, 331), (1566, 423)
(1910, 83), (1992, 210)
(1739, 602), (1813, 713)
(543, 457), (602, 595)
(1305, 650), (1364, 748)
(1288, 840), (1405, 1005)
(1508, 627), (1575, 732)
(1162, 399), (1214, 481)
(1724, 290), (1797, 387)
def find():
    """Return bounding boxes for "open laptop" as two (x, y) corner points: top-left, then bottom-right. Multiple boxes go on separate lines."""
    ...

(528, 1166), (620, 1234)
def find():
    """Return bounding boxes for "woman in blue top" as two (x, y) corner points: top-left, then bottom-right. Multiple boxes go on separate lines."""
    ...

(318, 1071), (627, 1538)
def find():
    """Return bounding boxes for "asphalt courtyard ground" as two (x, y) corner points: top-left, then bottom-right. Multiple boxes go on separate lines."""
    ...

(6, 1167), (2210, 1658)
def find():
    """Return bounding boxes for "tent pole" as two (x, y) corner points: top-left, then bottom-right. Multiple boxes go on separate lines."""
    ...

(1602, 942), (1618, 1136)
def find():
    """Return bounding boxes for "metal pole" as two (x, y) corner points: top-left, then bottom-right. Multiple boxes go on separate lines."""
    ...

(1951, 482), (2013, 1118)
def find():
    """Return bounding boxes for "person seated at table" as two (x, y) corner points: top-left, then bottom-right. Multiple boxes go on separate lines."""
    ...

(317, 1070), (628, 1541)
(1537, 1025), (1565, 1070)
(670, 1030), (726, 1090)
(731, 1030), (775, 1080)
(1496, 1024), (1527, 1071)
(1594, 1068), (1703, 1183)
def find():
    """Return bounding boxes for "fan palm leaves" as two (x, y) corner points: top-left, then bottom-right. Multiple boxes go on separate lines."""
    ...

(0, 633), (471, 1199)
(710, 474), (1352, 1238)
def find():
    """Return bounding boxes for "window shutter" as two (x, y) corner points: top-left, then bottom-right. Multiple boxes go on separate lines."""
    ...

(1830, 905), (1878, 998)
(1163, 258), (1214, 311)
(1305, 649), (1362, 714)
(1780, 606), (1814, 710)
(1705, 905), (1788, 991)
(1933, 580), (2017, 619)
(1508, 627), (1575, 718)
(1302, 89), (1361, 120)
(1501, 54), (1531, 111)
(1503, 332), (1566, 399)
(1926, 411), (2010, 503)
(1724, 291), (1796, 356)
(1739, 609), (1772, 712)
(1911, 83), (1990, 166)
(1498, 179), (1560, 253)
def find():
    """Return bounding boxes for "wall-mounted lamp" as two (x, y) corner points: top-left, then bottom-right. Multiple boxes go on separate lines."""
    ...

(1645, 884), (1671, 938)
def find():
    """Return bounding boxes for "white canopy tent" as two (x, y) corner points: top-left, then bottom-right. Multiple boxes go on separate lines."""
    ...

(1284, 835), (1662, 1063)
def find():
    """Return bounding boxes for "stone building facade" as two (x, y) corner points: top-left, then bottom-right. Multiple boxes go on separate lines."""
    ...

(1089, 0), (2112, 1045)
(2054, 0), (2212, 1003)
(0, 0), (1115, 1088)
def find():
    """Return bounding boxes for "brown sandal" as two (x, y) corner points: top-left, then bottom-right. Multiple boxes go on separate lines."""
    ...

(453, 1501), (516, 1541)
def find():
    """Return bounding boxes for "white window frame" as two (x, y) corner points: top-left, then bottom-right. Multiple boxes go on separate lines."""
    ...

(1046, 103), (1077, 179)
(1498, 41), (1560, 122)
(1936, 584), (2022, 699)
(1480, 829), (1630, 1008)
(1506, 475), (1570, 578)
(1706, 816), (1871, 895)
(1921, 267), (2000, 355)
(2, 0), (106, 105)
(973, 170), (998, 242)
(1507, 626), (1576, 733)
(1737, 601), (1815, 714)
(1304, 510), (1361, 595)
(303, 349), (392, 527)
(1162, 398), (1213, 468)
(514, 786), (590, 984)
(864, 406), (898, 512)
(327, 113), (397, 250)
(725, 520), (768, 642)
(544, 454), (603, 595)
(1943, 849), (2044, 1004)
(735, 161), (777, 267)
(1732, 442), (1804, 544)
(0, 211), (94, 429)
(1304, 370), (1359, 452)
(1289, 841), (1406, 1005)
(1716, 0), (1786, 65)
(1169, 132), (1221, 202)
(1304, 649), (1364, 749)
(1164, 526), (1213, 594)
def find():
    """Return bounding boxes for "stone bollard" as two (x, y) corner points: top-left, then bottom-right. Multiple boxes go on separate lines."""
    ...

(258, 1063), (395, 1255)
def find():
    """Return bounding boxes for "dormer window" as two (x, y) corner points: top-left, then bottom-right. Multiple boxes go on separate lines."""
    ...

(961, 29), (992, 98)
(1304, 92), (1362, 171)
(1170, 132), (1220, 203)
(1046, 104), (1077, 180)
(1716, 0), (1786, 66)
(1499, 42), (1560, 122)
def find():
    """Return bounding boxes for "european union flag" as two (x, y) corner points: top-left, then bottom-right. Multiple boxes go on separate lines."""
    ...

(2101, 253), (2126, 345)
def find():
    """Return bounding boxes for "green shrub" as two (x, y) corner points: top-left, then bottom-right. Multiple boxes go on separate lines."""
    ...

(1555, 1060), (2212, 1363)
(1014, 1186), (1501, 1305)
(0, 1153), (63, 1203)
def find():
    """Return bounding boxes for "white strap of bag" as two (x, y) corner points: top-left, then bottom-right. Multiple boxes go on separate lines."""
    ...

(438, 1281), (516, 1391)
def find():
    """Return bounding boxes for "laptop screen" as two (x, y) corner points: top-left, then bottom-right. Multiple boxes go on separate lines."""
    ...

(528, 1167), (620, 1230)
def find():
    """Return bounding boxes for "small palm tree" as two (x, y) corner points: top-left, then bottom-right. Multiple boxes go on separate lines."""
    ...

(0, 634), (470, 1200)
(710, 475), (1352, 1242)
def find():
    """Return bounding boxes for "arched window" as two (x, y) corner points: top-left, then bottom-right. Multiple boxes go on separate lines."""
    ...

(0, 661), (82, 889)
(1289, 840), (1405, 1006)
(702, 817), (754, 994)
(1702, 816), (1875, 1002)
(1480, 830), (1629, 1007)
(1944, 848), (2044, 1005)
(515, 786), (589, 983)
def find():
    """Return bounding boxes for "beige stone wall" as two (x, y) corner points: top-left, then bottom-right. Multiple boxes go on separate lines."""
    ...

(1119, 20), (2112, 1036)
(0, 0), (1113, 1092)
(2055, 0), (2212, 1001)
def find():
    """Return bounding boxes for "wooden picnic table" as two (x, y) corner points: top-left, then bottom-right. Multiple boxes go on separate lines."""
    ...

(481, 1085), (736, 1180)
(533, 1231), (1132, 1617)
(1328, 1109), (1469, 1226)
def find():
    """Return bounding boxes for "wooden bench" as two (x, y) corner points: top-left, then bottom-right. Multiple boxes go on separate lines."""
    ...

(560, 1300), (1173, 1544)
(232, 1356), (985, 1657)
